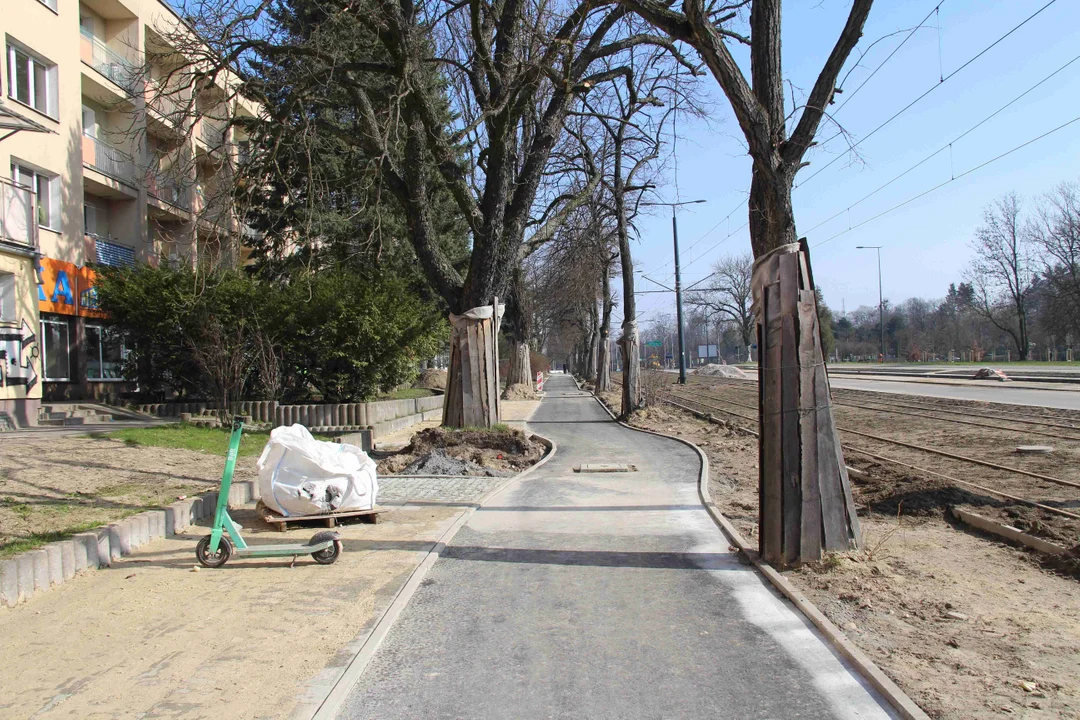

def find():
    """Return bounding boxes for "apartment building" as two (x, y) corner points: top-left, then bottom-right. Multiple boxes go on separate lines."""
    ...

(0, 0), (256, 427)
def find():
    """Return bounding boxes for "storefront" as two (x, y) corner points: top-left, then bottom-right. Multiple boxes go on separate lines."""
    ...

(38, 257), (126, 402)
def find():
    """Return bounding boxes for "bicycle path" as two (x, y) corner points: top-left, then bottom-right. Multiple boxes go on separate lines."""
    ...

(337, 374), (897, 719)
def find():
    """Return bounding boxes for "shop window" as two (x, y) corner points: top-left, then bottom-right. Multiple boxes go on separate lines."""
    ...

(7, 43), (58, 118)
(86, 323), (125, 380)
(40, 318), (70, 380)
(0, 272), (15, 322)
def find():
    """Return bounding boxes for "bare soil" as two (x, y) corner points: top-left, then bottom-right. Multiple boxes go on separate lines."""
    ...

(414, 368), (447, 390)
(0, 503), (464, 718)
(502, 382), (541, 401)
(376, 426), (545, 476)
(0, 435), (250, 553)
(597, 386), (1080, 719)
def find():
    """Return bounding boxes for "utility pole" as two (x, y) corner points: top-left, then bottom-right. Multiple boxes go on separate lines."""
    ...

(642, 198), (707, 383)
(856, 245), (884, 363)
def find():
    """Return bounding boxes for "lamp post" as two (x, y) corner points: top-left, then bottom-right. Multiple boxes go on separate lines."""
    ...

(856, 245), (884, 363)
(643, 198), (707, 383)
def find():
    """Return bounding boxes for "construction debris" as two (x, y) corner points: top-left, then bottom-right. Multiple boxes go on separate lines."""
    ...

(694, 364), (750, 380)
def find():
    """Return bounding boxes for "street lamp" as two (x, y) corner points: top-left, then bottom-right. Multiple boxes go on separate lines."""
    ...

(856, 245), (884, 363)
(642, 198), (707, 383)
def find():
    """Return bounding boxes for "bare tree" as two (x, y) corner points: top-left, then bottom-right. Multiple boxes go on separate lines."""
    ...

(685, 253), (753, 356)
(616, 0), (872, 565)
(966, 193), (1037, 360)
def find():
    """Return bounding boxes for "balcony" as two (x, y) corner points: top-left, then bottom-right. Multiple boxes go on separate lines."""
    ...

(146, 169), (191, 211)
(0, 178), (37, 253)
(80, 26), (140, 94)
(83, 134), (136, 185)
(197, 120), (227, 153)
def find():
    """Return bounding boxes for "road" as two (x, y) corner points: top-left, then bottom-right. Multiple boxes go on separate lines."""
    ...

(338, 374), (896, 719)
(829, 377), (1080, 410)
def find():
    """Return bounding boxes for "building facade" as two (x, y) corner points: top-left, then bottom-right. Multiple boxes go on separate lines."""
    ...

(1, 0), (254, 427)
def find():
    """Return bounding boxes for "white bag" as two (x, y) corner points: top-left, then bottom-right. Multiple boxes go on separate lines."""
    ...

(257, 424), (378, 517)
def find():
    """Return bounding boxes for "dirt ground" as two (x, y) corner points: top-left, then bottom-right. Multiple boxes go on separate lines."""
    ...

(1, 435), (253, 554)
(377, 425), (546, 476)
(597, 387), (1080, 720)
(0, 502), (464, 719)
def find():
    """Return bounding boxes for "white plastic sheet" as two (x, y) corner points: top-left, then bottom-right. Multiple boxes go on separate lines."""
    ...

(257, 425), (378, 517)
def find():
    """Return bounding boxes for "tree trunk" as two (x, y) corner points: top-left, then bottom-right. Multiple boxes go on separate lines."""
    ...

(503, 266), (533, 388)
(752, 236), (860, 567)
(506, 341), (532, 388)
(597, 267), (613, 391)
(443, 304), (503, 428)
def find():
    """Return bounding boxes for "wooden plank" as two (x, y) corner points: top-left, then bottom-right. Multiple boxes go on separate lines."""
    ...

(756, 321), (766, 556)
(262, 507), (383, 524)
(492, 297), (501, 422)
(481, 317), (497, 425)
(761, 278), (784, 563)
(813, 331), (851, 551)
(798, 288), (822, 562)
(778, 252), (801, 565)
(460, 320), (477, 426)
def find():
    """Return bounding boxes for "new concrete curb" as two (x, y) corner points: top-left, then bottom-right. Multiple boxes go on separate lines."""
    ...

(589, 390), (929, 720)
(298, 430), (557, 720)
(0, 480), (260, 610)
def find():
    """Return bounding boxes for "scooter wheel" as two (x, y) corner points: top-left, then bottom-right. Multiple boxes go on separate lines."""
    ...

(196, 535), (232, 568)
(309, 531), (342, 565)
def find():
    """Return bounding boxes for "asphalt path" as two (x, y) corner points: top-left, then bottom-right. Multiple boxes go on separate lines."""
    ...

(338, 375), (896, 719)
(830, 377), (1080, 410)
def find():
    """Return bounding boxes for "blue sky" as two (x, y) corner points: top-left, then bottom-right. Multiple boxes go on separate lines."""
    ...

(621, 0), (1080, 328)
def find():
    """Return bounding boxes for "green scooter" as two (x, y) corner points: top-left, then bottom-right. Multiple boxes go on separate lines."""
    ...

(195, 417), (343, 568)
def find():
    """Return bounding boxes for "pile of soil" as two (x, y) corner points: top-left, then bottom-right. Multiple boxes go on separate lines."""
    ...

(378, 426), (545, 476)
(414, 369), (447, 390)
(695, 364), (750, 379)
(502, 383), (540, 400)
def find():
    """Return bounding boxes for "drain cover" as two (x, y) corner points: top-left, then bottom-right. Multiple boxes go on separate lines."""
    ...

(574, 463), (636, 473)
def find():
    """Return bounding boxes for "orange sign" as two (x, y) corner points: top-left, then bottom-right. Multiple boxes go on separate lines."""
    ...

(37, 258), (107, 318)
(38, 258), (78, 315)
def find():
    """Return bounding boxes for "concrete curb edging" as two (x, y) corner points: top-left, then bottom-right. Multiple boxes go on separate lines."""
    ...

(589, 390), (929, 720)
(0, 480), (260, 610)
(300, 431), (557, 720)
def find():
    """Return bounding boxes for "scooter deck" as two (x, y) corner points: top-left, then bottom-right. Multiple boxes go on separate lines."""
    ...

(233, 541), (334, 557)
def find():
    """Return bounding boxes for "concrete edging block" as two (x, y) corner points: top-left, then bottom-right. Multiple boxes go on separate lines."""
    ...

(45, 544), (64, 587)
(108, 523), (130, 558)
(93, 528), (111, 567)
(1, 559), (18, 608)
(189, 497), (204, 524)
(57, 541), (77, 582)
(16, 553), (36, 602)
(31, 550), (49, 593)
(73, 532), (100, 571)
(144, 510), (166, 540)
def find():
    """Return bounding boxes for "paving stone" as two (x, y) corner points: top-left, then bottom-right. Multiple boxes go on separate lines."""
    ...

(378, 476), (505, 504)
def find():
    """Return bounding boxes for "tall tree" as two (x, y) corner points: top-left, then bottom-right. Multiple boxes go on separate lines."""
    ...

(615, 0), (872, 565)
(966, 193), (1037, 361)
(685, 253), (754, 357)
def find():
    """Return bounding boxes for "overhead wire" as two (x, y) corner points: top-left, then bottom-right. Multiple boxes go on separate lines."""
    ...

(797, 0), (1061, 190)
(811, 110), (1080, 249)
(803, 51), (1080, 237)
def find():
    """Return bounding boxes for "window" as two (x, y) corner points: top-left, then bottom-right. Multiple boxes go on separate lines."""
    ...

(40, 318), (70, 381)
(39, 0), (59, 11)
(11, 164), (59, 230)
(86, 324), (124, 380)
(0, 272), (15, 322)
(7, 44), (57, 118)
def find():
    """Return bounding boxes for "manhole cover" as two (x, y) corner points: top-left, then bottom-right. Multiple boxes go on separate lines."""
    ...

(574, 463), (636, 473)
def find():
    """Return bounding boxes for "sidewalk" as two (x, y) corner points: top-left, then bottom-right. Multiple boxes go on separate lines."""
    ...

(337, 375), (897, 719)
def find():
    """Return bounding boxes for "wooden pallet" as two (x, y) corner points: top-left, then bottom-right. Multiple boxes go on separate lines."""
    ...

(260, 504), (383, 532)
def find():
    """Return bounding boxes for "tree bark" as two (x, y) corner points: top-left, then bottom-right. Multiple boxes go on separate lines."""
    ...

(597, 263), (613, 391)
(504, 266), (534, 388)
